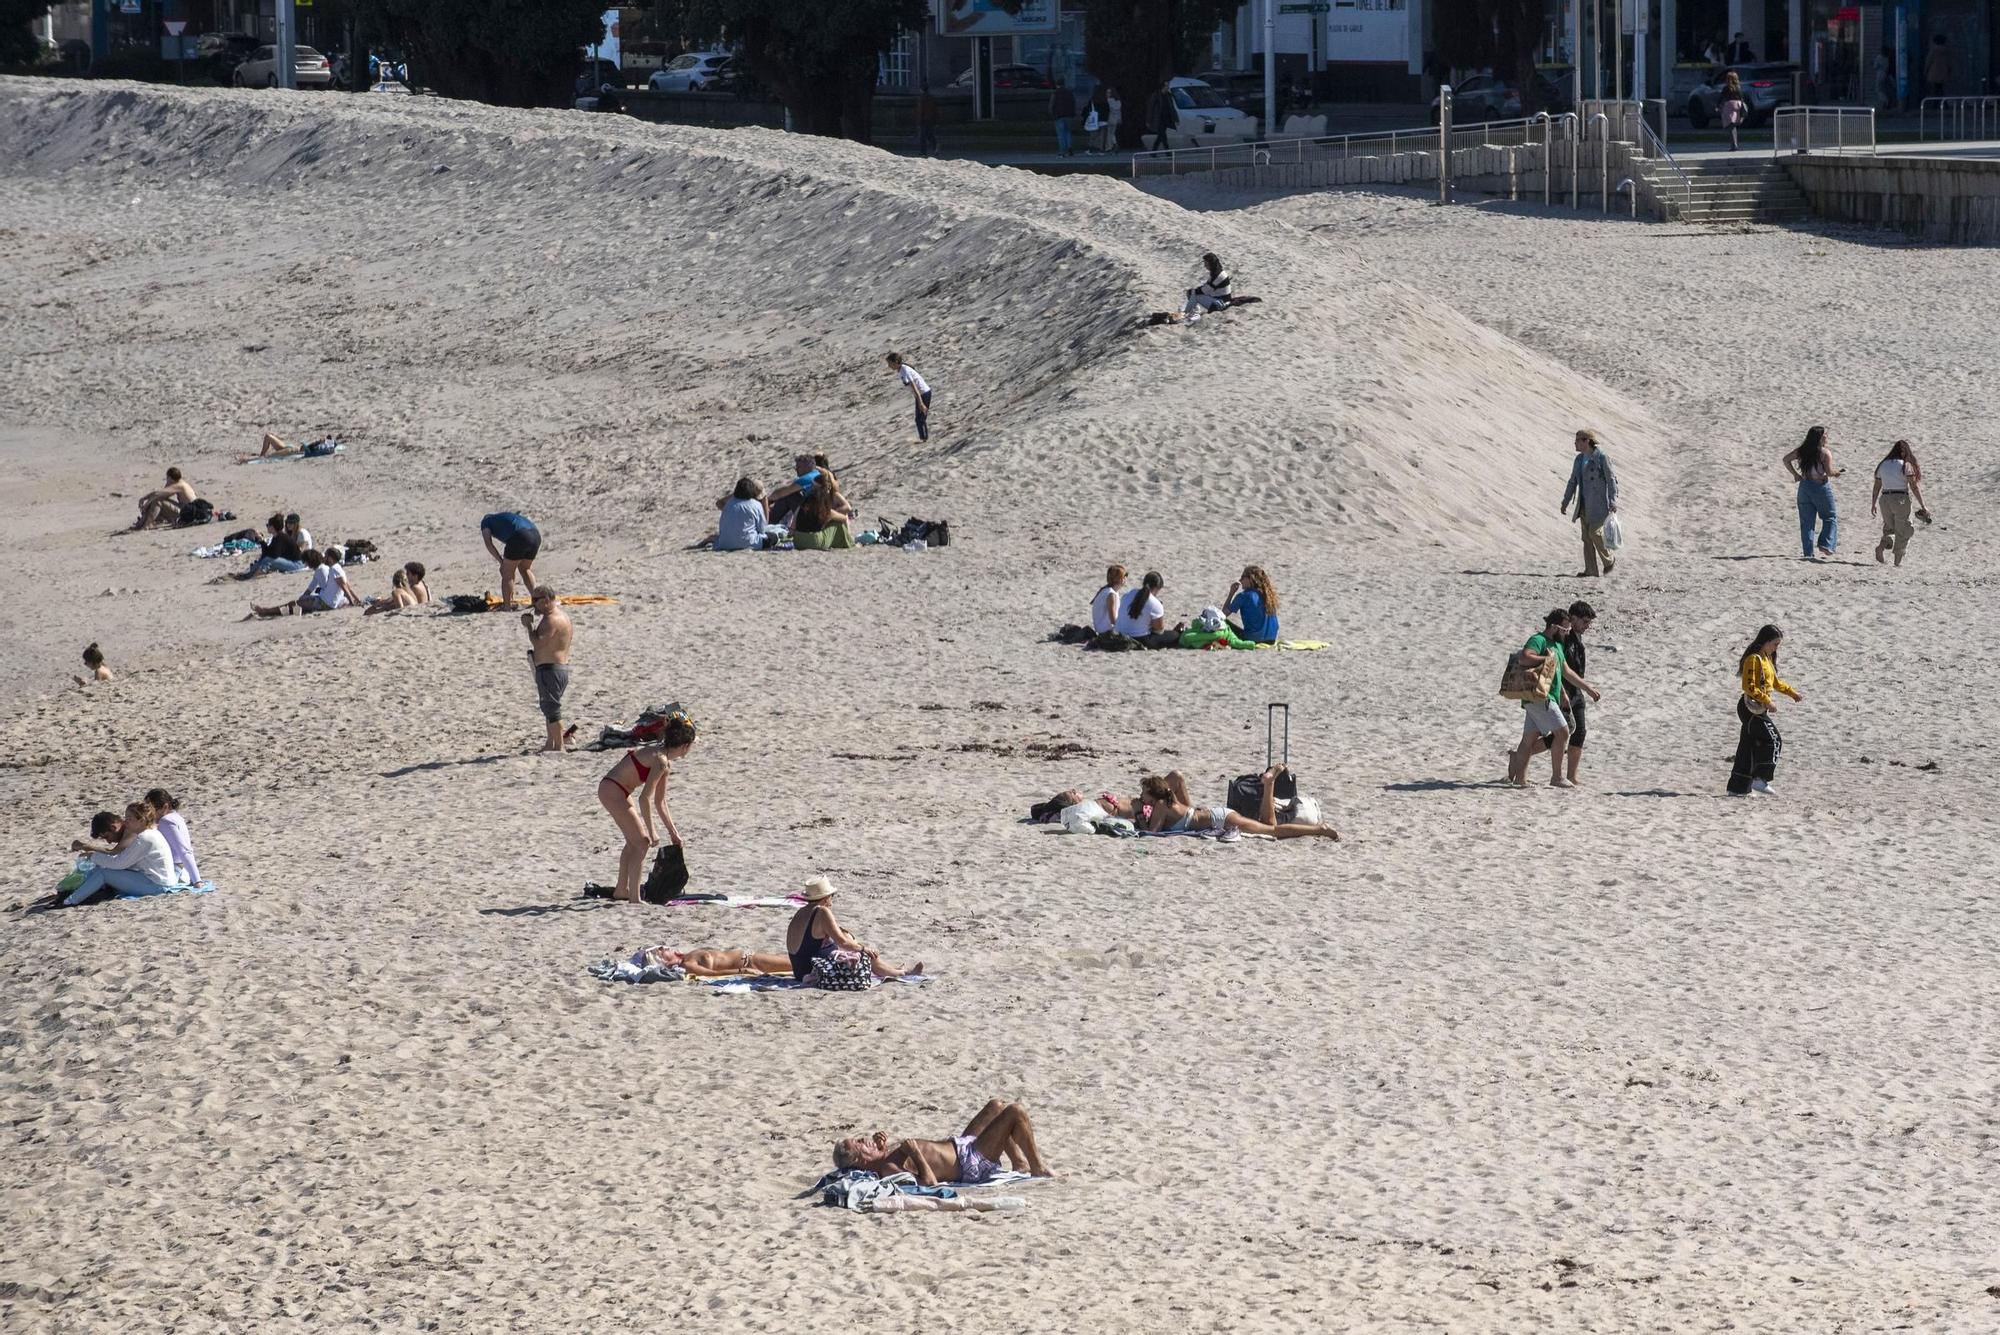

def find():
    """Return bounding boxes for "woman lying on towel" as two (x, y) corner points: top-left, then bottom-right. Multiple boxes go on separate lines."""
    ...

(637, 946), (794, 977)
(833, 1099), (1052, 1183)
(1138, 768), (1339, 841)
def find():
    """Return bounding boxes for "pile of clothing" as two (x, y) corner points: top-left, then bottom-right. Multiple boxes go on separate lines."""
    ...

(857, 516), (951, 551)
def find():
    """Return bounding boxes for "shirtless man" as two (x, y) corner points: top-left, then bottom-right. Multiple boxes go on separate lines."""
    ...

(523, 585), (573, 752)
(833, 1100), (1052, 1184)
(134, 467), (198, 529)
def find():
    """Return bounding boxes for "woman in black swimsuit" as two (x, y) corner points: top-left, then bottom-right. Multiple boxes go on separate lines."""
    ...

(785, 877), (922, 981)
(595, 713), (696, 902)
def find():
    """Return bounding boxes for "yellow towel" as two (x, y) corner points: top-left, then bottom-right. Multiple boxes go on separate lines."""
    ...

(486, 594), (620, 608)
(1274, 639), (1328, 651)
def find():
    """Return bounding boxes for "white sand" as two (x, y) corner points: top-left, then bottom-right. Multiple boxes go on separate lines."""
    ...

(2, 80), (1996, 1332)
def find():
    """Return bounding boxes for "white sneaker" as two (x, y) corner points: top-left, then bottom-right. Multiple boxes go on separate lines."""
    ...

(1750, 780), (1776, 795)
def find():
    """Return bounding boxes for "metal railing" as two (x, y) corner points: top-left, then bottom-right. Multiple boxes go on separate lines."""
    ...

(1128, 113), (1558, 180)
(1634, 114), (1694, 217)
(1920, 95), (2000, 141)
(1772, 106), (1877, 156)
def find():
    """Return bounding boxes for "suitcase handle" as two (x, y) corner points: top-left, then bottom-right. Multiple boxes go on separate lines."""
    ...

(1266, 702), (1289, 769)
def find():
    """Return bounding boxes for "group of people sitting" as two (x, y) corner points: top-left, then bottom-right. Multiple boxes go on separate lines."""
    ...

(46, 790), (201, 907)
(713, 453), (858, 552)
(246, 546), (428, 618)
(1038, 765), (1338, 842)
(1065, 563), (1283, 650)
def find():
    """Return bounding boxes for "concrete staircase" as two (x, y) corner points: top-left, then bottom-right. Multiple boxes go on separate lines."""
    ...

(1634, 157), (1813, 224)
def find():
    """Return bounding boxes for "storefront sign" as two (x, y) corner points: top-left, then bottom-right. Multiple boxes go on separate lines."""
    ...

(1327, 0), (1408, 63)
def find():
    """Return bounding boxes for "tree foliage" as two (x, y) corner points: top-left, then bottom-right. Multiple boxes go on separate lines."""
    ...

(1082, 0), (1237, 148)
(365, 0), (608, 107)
(679, 0), (923, 142)
(0, 0), (51, 66)
(1433, 0), (1547, 108)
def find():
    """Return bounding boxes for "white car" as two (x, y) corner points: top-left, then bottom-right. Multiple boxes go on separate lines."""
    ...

(1169, 77), (1255, 135)
(648, 51), (733, 92)
(233, 45), (333, 88)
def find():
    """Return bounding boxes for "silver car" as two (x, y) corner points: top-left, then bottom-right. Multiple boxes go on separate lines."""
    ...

(233, 44), (333, 89)
(1686, 63), (1797, 128)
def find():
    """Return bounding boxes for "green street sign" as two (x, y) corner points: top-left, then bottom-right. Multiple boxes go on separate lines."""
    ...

(1279, 2), (1331, 10)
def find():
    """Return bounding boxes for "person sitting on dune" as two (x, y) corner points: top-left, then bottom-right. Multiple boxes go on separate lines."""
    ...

(714, 477), (772, 552)
(787, 877), (921, 981)
(1114, 571), (1184, 648)
(790, 465), (856, 551)
(75, 642), (113, 687)
(63, 800), (178, 906)
(832, 1099), (1052, 1183)
(133, 467), (199, 529)
(247, 547), (361, 619)
(1138, 768), (1338, 841)
(363, 566), (420, 615)
(763, 454), (830, 530)
(635, 945), (795, 977)
(240, 512), (310, 579)
(1223, 564), (1282, 644)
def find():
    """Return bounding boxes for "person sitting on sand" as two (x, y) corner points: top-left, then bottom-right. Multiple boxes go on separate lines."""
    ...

(1091, 564), (1127, 635)
(791, 465), (856, 551)
(1183, 251), (1233, 320)
(715, 477), (772, 552)
(1137, 768), (1340, 840)
(403, 562), (429, 604)
(833, 1099), (1052, 1183)
(363, 566), (419, 615)
(247, 548), (360, 618)
(76, 642), (113, 686)
(64, 799), (178, 906)
(596, 712), (696, 903)
(240, 512), (309, 579)
(142, 787), (201, 885)
(1224, 564), (1281, 644)
(283, 512), (313, 552)
(1114, 571), (1184, 649)
(635, 945), (795, 977)
(787, 876), (922, 981)
(133, 467), (199, 529)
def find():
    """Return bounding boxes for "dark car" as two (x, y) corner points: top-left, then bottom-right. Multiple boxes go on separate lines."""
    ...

(199, 31), (260, 86)
(1528, 68), (1574, 114)
(577, 58), (625, 94)
(1431, 73), (1518, 124)
(1194, 68), (1266, 117)
(1687, 62), (1798, 127)
(951, 63), (1052, 90)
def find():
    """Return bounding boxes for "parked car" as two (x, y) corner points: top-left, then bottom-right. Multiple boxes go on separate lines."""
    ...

(951, 63), (1052, 90)
(576, 58), (624, 94)
(649, 50), (734, 92)
(199, 31), (260, 85)
(1431, 73), (1518, 124)
(233, 45), (333, 89)
(1193, 68), (1267, 117)
(1169, 77), (1256, 134)
(1687, 63), (1798, 127)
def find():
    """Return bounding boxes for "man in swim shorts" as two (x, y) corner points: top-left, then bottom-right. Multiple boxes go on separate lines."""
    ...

(481, 510), (542, 606)
(522, 584), (573, 753)
(832, 1099), (1052, 1184)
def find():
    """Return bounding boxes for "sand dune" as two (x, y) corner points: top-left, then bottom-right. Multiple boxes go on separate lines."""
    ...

(2, 80), (1997, 1333)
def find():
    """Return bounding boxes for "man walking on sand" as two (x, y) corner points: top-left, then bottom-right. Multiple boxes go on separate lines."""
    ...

(1507, 607), (1601, 789)
(523, 585), (572, 753)
(1050, 78), (1077, 157)
(481, 510), (542, 606)
(1561, 429), (1619, 577)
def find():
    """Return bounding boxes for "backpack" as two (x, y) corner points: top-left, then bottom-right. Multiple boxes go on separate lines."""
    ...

(178, 498), (216, 527)
(640, 843), (689, 904)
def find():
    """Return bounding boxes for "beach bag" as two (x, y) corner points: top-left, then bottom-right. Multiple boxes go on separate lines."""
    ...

(1226, 704), (1300, 817)
(1602, 513), (1625, 551)
(1085, 107), (1101, 132)
(1722, 97), (1746, 126)
(1500, 651), (1557, 701)
(639, 843), (689, 905)
(811, 949), (876, 992)
(178, 498), (215, 527)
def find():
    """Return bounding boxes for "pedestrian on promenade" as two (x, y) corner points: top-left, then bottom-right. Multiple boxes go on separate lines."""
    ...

(1727, 624), (1801, 796)
(917, 85), (939, 156)
(1561, 429), (1619, 577)
(1783, 426), (1844, 561)
(1050, 78), (1077, 157)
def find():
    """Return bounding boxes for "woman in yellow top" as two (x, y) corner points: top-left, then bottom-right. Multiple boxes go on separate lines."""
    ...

(1727, 624), (1803, 796)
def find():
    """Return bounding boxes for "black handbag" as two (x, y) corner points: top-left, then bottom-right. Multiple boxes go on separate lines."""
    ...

(640, 843), (690, 904)
(1226, 703), (1299, 818)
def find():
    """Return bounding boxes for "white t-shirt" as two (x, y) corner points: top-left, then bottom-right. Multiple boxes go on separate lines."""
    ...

(304, 563), (348, 609)
(1114, 591), (1164, 637)
(94, 828), (176, 884)
(295, 527), (313, 549)
(1090, 585), (1120, 634)
(898, 364), (931, 396)
(1876, 458), (1910, 491)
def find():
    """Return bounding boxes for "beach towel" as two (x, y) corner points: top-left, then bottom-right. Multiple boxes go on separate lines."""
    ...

(704, 972), (929, 995)
(585, 948), (928, 990)
(1272, 640), (1329, 651)
(802, 1169), (1035, 1211)
(482, 594), (618, 609)
(581, 886), (804, 909)
(192, 537), (262, 558)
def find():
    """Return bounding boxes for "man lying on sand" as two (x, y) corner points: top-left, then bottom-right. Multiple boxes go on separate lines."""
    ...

(133, 467), (199, 529)
(833, 1099), (1052, 1184)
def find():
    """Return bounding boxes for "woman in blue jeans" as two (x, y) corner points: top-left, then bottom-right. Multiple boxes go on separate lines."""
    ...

(1783, 425), (1845, 560)
(64, 800), (179, 906)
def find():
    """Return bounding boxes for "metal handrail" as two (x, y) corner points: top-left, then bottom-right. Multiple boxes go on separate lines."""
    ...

(1127, 113), (1556, 179)
(1772, 105), (1876, 156)
(1919, 94), (2000, 141)
(1549, 112), (1580, 209)
(1634, 114), (1694, 217)
(1616, 178), (1637, 218)
(1587, 112), (1609, 212)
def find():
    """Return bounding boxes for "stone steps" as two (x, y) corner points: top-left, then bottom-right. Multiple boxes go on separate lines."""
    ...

(1637, 160), (1813, 225)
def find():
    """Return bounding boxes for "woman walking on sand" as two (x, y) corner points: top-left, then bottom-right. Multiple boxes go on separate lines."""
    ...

(1871, 439), (1932, 567)
(1783, 426), (1844, 560)
(1727, 624), (1802, 797)
(596, 712), (696, 902)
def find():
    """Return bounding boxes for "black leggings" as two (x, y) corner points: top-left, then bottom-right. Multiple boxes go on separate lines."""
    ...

(1726, 696), (1781, 794)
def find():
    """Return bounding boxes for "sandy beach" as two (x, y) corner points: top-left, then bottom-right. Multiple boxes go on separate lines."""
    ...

(2, 80), (1997, 1332)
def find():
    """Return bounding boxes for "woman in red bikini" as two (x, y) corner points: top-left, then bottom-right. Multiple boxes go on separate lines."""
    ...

(596, 712), (697, 902)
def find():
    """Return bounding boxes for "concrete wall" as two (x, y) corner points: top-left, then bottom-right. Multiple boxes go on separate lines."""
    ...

(1782, 153), (2000, 244)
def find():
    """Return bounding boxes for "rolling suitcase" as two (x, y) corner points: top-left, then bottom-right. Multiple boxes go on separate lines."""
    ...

(1226, 703), (1299, 818)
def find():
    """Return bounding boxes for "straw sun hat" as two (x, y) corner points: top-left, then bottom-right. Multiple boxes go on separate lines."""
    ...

(800, 876), (837, 902)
